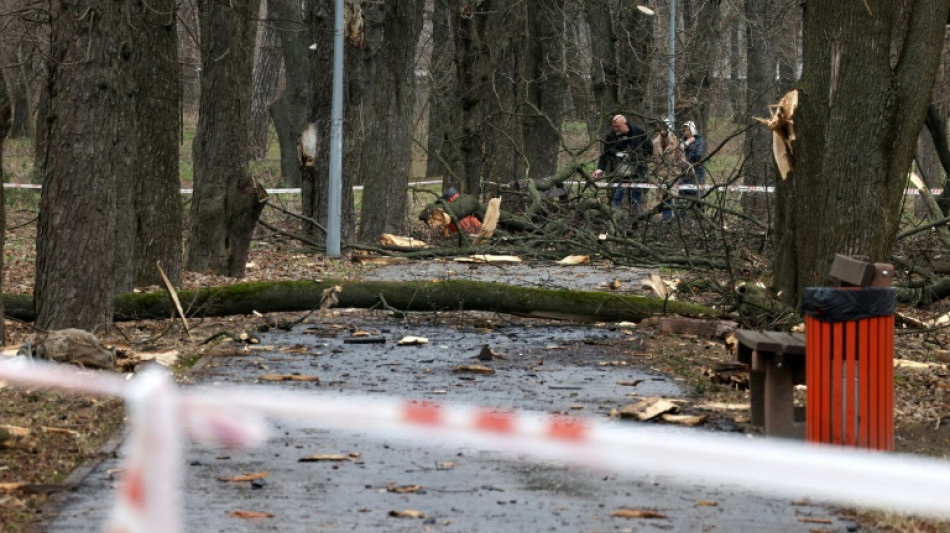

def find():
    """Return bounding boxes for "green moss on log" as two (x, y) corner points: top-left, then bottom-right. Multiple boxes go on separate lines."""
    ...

(3, 280), (717, 323)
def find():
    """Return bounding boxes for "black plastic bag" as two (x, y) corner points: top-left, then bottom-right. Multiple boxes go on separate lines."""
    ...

(801, 287), (895, 322)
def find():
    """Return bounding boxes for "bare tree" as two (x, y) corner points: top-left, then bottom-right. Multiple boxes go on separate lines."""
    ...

(774, 1), (950, 303)
(35, 0), (133, 330)
(742, 0), (790, 217)
(424, 0), (458, 182)
(0, 73), (9, 341)
(269, 0), (314, 189)
(248, 0), (282, 161)
(129, 0), (183, 287)
(302, 0), (355, 243)
(521, 0), (566, 181)
(185, 0), (265, 277)
(355, 0), (426, 239)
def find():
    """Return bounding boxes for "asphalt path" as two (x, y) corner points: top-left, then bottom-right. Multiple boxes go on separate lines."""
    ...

(45, 304), (864, 532)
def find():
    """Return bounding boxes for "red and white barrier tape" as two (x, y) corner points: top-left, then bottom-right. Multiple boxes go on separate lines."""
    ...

(2, 359), (950, 533)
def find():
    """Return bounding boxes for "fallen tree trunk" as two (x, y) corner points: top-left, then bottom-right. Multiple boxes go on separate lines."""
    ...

(3, 280), (718, 324)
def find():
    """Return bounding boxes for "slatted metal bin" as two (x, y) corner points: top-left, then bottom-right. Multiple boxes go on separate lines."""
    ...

(802, 287), (896, 450)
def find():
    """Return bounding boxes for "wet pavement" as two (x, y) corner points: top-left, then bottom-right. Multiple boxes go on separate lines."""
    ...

(45, 309), (865, 532)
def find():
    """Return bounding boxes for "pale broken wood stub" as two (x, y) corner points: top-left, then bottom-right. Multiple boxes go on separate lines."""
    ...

(453, 255), (522, 264)
(557, 254), (590, 266)
(754, 88), (798, 179)
(472, 197), (501, 246)
(297, 122), (319, 167)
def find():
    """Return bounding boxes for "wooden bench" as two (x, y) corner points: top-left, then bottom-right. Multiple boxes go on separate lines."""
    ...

(735, 329), (806, 439)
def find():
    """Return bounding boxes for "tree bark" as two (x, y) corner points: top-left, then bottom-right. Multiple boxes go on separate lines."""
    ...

(130, 0), (183, 288)
(0, 74), (9, 342)
(356, 0), (425, 239)
(560, 0), (590, 123)
(585, 0), (618, 131)
(742, 0), (783, 218)
(36, 0), (133, 331)
(521, 0), (565, 181)
(615, 0), (653, 115)
(774, 1), (950, 304)
(302, 0), (355, 243)
(268, 0), (312, 188)
(186, 0), (265, 277)
(3, 280), (717, 324)
(424, 0), (458, 182)
(453, 0), (518, 195)
(248, 1), (282, 161)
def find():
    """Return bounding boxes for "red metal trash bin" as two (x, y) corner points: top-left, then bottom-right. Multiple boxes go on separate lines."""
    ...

(802, 259), (896, 451)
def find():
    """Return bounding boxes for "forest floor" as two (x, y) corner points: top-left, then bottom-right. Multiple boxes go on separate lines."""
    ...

(0, 205), (949, 532)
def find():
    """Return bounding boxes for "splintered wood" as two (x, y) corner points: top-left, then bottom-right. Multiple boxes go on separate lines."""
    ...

(755, 89), (798, 179)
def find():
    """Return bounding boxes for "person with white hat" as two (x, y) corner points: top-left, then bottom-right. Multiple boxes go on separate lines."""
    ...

(651, 120), (689, 221)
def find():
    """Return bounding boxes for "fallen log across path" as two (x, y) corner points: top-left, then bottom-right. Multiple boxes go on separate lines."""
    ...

(3, 280), (718, 324)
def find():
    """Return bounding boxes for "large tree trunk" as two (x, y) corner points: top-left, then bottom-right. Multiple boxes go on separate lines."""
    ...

(186, 0), (264, 277)
(355, 0), (425, 240)
(4, 280), (716, 324)
(453, 0), (517, 195)
(302, 0), (355, 243)
(561, 0), (592, 123)
(521, 0), (565, 181)
(774, 1), (950, 304)
(248, 1), (282, 161)
(130, 0), (183, 288)
(585, 0), (618, 132)
(424, 0), (458, 182)
(615, 0), (653, 115)
(742, 0), (784, 218)
(36, 0), (133, 331)
(680, 0), (721, 132)
(177, 0), (202, 114)
(268, 0), (312, 188)
(0, 74), (9, 342)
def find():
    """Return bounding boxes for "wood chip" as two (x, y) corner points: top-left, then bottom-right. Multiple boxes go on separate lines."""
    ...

(299, 452), (361, 462)
(388, 509), (426, 518)
(386, 484), (422, 493)
(0, 482), (27, 493)
(617, 380), (642, 387)
(397, 336), (429, 346)
(259, 374), (320, 382)
(556, 255), (590, 265)
(797, 517), (833, 524)
(230, 510), (274, 519)
(41, 426), (80, 437)
(611, 508), (667, 519)
(218, 471), (269, 482)
(619, 397), (679, 421)
(695, 500), (718, 507)
(661, 413), (706, 426)
(453, 255), (522, 264)
(453, 364), (495, 374)
(379, 234), (428, 248)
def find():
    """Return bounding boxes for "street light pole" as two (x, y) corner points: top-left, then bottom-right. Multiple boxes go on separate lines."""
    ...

(326, 0), (344, 258)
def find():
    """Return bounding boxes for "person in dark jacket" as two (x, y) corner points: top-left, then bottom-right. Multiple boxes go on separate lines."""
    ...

(592, 114), (652, 210)
(680, 121), (705, 213)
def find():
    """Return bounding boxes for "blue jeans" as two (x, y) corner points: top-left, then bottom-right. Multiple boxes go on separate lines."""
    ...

(612, 185), (645, 210)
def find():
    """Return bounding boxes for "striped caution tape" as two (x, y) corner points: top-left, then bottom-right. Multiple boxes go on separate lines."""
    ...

(2, 360), (950, 533)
